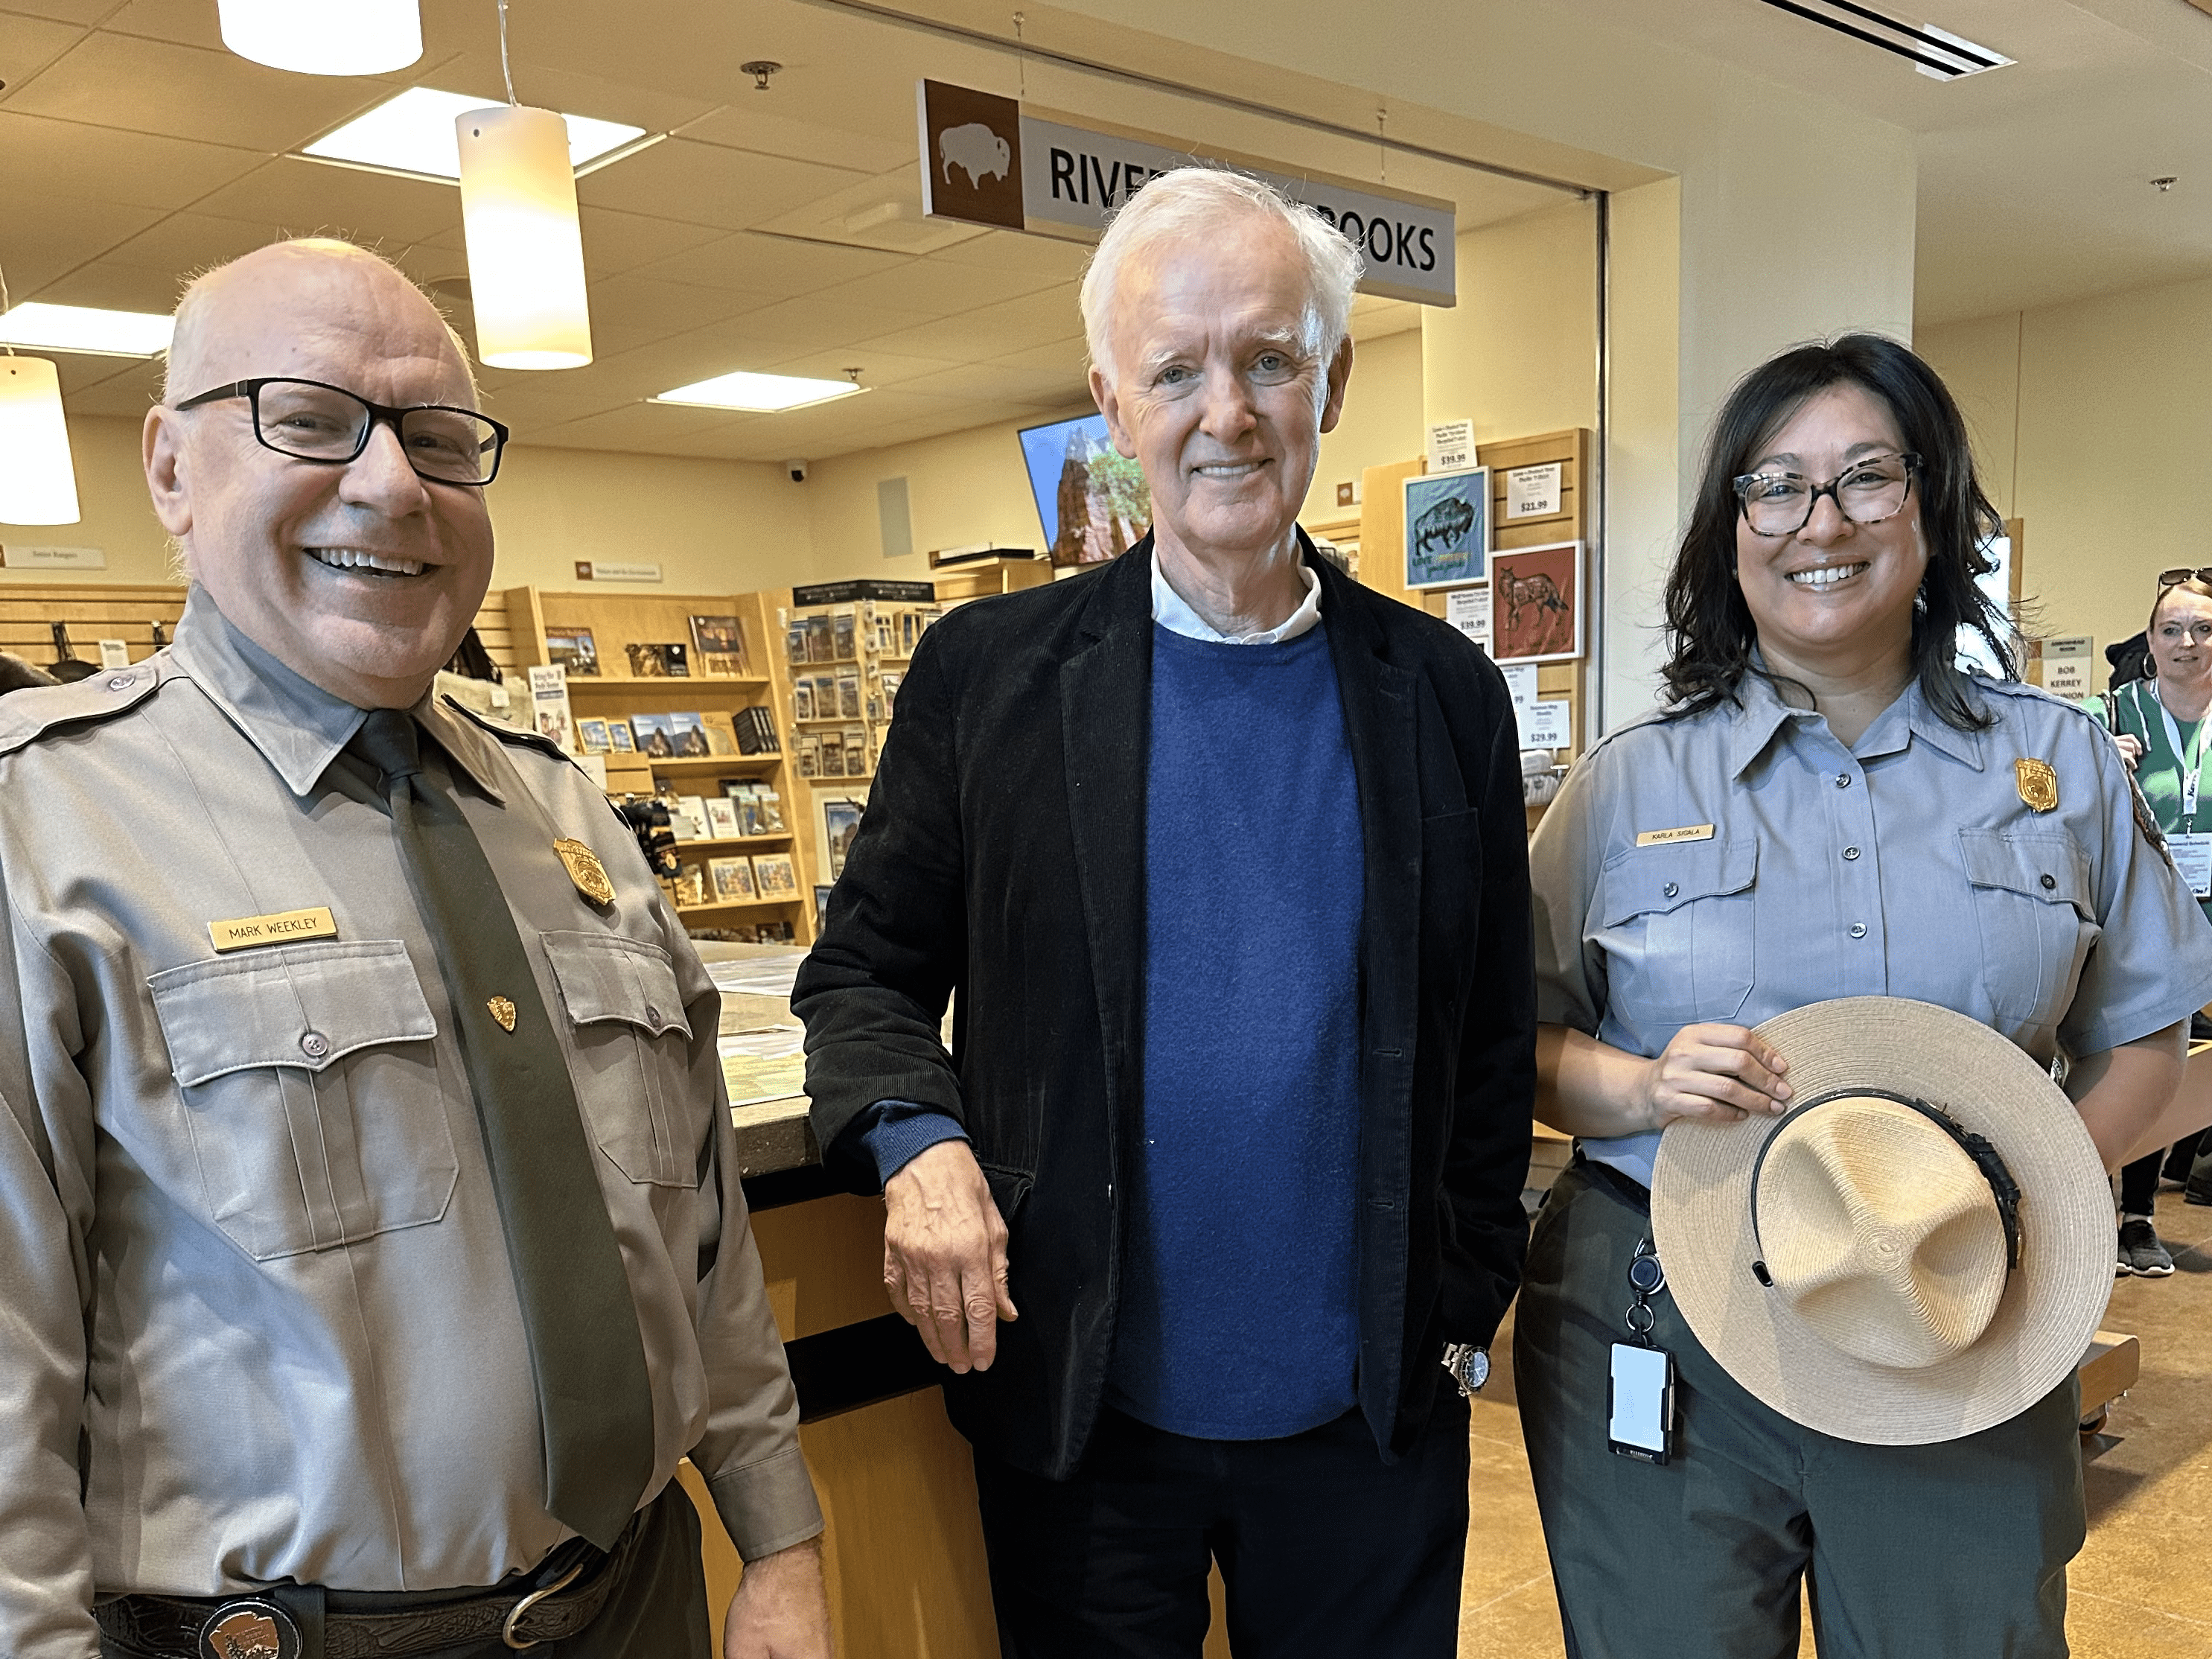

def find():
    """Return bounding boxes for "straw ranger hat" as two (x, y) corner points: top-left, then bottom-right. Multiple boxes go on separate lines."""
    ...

(1649, 997), (2113, 1446)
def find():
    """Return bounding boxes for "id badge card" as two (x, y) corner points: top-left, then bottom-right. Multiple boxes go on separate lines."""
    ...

(1608, 1342), (1674, 1464)
(2173, 832), (2212, 900)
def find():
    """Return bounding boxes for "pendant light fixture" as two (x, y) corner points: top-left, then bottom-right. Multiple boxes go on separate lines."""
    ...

(454, 0), (593, 369)
(0, 260), (80, 526)
(217, 0), (422, 76)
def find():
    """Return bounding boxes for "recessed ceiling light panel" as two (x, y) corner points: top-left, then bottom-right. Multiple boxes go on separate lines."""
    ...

(301, 88), (646, 183)
(653, 372), (868, 413)
(0, 302), (174, 357)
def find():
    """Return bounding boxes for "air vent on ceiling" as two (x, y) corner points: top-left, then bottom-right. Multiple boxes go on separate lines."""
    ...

(1754, 1), (2012, 78)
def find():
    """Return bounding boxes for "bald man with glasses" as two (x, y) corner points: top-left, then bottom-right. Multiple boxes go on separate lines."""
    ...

(0, 239), (830, 1659)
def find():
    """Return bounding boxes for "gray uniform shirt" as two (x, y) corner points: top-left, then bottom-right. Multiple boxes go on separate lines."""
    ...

(0, 590), (820, 1656)
(1531, 667), (2212, 1187)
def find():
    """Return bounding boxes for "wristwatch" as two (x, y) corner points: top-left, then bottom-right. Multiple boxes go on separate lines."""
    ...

(1442, 1343), (1490, 1397)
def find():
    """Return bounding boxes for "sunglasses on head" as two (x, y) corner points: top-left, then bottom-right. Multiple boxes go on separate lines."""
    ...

(2160, 568), (2212, 589)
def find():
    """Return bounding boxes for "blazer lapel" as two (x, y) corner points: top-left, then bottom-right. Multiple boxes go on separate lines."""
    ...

(1060, 544), (1156, 1162)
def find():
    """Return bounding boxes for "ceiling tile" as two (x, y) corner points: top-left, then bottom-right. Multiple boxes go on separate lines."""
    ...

(92, 0), (223, 50)
(718, 293), (937, 348)
(857, 287), (1085, 362)
(517, 401), (746, 450)
(0, 10), (86, 89)
(632, 229), (908, 296)
(766, 343), (964, 387)
(580, 273), (783, 355)
(746, 165), (995, 257)
(576, 135), (867, 233)
(0, 110), (264, 210)
(95, 209), (322, 278)
(672, 104), (914, 176)
(813, 256), (1065, 316)
(61, 356), (166, 416)
(1, 0), (117, 22)
(3, 31), (390, 152)
(929, 230), (1094, 278)
(25, 258), (194, 312)
(579, 206), (726, 278)
(984, 335), (1091, 375)
(3, 191), (168, 290)
(895, 361), (1090, 404)
(191, 156), (463, 247)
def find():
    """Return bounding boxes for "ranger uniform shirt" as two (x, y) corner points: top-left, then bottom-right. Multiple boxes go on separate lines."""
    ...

(0, 590), (819, 1656)
(1531, 666), (2212, 1188)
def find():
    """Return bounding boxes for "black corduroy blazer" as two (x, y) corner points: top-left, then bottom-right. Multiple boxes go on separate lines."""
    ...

(793, 532), (1536, 1478)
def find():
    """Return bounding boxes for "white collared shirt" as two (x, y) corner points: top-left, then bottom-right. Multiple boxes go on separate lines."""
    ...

(1151, 548), (1322, 645)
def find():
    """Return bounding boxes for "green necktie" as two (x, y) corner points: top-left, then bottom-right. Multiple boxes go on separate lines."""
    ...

(349, 708), (654, 1551)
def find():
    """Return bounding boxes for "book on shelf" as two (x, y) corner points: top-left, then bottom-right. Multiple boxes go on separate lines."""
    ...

(803, 617), (832, 663)
(663, 641), (691, 678)
(822, 797), (864, 879)
(545, 625), (599, 677)
(724, 780), (785, 834)
(796, 733), (820, 777)
(818, 730), (845, 777)
(704, 796), (742, 839)
(832, 611), (857, 661)
(792, 680), (815, 722)
(673, 864), (708, 907)
(624, 641), (668, 678)
(836, 672), (861, 719)
(709, 856), (757, 901)
(606, 719), (636, 754)
(688, 614), (748, 677)
(629, 712), (677, 759)
(880, 669), (902, 716)
(666, 712), (713, 757)
(751, 852), (800, 899)
(698, 710), (739, 756)
(576, 717), (612, 754)
(669, 795), (711, 841)
(844, 725), (869, 773)
(526, 665), (574, 753)
(736, 706), (780, 754)
(783, 621), (809, 668)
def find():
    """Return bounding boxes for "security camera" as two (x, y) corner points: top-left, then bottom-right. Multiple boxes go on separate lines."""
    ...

(785, 459), (809, 483)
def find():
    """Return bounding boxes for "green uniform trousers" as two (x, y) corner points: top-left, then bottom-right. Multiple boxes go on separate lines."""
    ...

(1514, 1162), (2085, 1659)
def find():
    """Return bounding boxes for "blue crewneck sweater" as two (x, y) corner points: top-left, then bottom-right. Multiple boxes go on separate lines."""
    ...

(1106, 620), (1365, 1440)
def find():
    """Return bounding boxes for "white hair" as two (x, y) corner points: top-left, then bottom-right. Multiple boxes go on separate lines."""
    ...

(1078, 166), (1362, 389)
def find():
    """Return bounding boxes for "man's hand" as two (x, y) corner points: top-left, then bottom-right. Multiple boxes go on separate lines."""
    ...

(882, 1139), (1016, 1373)
(2114, 732), (2144, 768)
(724, 1538), (831, 1659)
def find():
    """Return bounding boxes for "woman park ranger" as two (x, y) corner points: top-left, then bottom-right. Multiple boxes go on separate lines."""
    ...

(2106, 569), (2212, 1267)
(1520, 334), (2212, 1655)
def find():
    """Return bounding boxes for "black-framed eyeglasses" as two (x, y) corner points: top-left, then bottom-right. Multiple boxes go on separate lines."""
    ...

(173, 377), (509, 486)
(2158, 567), (2212, 590)
(1732, 451), (1919, 538)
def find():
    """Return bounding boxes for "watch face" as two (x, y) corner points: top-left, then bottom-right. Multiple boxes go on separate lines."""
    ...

(1467, 1348), (1491, 1389)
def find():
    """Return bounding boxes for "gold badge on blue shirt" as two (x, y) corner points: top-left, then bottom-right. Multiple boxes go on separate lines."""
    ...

(2015, 758), (2059, 813)
(554, 838), (616, 905)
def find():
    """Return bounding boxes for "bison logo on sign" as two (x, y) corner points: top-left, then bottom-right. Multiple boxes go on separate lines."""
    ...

(940, 123), (1011, 190)
(1400, 467), (1488, 589)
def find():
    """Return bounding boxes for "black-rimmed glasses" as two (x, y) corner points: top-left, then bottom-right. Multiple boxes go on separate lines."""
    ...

(173, 377), (509, 486)
(1733, 451), (1919, 538)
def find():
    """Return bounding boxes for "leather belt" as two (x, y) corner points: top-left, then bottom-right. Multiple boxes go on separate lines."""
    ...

(96, 1534), (622, 1659)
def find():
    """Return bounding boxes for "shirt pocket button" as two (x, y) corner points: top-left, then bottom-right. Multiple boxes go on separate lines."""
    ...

(299, 1031), (331, 1060)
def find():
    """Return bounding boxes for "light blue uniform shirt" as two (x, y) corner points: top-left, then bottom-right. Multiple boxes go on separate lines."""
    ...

(1531, 668), (2212, 1188)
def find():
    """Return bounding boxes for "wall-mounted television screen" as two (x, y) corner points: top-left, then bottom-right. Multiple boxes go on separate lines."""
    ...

(1018, 411), (1151, 567)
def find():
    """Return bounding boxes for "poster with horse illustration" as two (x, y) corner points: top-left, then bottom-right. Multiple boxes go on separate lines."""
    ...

(1488, 540), (1583, 663)
(1401, 465), (1489, 590)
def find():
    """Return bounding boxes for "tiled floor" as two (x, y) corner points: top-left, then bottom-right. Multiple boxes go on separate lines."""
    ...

(1460, 1184), (2212, 1658)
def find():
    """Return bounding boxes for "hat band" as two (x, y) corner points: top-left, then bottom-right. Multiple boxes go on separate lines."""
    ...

(1747, 1087), (2024, 1289)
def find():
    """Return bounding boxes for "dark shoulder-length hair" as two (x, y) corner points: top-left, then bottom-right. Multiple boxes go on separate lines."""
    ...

(1660, 333), (2014, 730)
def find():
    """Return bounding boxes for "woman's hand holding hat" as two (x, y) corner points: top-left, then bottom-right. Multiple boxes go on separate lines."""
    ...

(1636, 1024), (1792, 1131)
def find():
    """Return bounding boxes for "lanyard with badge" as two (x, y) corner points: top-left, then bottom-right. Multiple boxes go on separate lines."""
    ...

(1608, 1238), (1675, 1463)
(2152, 684), (2212, 899)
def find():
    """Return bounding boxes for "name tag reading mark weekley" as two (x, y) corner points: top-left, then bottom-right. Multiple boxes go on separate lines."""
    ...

(207, 906), (338, 954)
(1635, 824), (1716, 848)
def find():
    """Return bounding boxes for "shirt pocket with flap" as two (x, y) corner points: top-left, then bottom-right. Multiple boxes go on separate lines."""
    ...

(1959, 828), (2099, 1033)
(147, 939), (457, 1262)
(541, 931), (702, 1188)
(1592, 836), (1758, 1028)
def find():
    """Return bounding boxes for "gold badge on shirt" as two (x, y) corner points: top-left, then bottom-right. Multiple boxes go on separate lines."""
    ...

(488, 996), (518, 1032)
(2015, 758), (2059, 814)
(554, 838), (616, 905)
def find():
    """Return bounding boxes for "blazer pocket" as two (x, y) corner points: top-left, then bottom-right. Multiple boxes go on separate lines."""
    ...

(541, 931), (704, 1187)
(148, 939), (456, 1261)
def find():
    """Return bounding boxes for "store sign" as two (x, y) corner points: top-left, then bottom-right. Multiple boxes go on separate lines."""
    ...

(916, 80), (1458, 306)
(573, 560), (662, 584)
(2042, 634), (2094, 699)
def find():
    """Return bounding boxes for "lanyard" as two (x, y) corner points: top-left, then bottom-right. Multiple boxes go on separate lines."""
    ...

(2151, 682), (2212, 824)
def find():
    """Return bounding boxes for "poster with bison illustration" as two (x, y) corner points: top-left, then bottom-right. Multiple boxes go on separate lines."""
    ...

(1401, 465), (1488, 590)
(1488, 540), (1583, 663)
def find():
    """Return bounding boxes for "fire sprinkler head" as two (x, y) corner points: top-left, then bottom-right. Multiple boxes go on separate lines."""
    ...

(741, 60), (782, 92)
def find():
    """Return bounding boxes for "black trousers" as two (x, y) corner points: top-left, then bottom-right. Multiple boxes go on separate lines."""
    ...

(972, 1392), (1470, 1658)
(101, 1481), (710, 1659)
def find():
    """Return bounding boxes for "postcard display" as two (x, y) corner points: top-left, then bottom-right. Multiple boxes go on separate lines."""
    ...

(502, 585), (812, 945)
(778, 579), (945, 888)
(1358, 427), (1593, 830)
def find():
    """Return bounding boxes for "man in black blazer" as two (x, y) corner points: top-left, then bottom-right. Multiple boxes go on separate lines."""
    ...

(794, 168), (1534, 1657)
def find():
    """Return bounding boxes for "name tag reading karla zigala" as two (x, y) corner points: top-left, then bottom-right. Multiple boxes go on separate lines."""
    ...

(207, 906), (339, 953)
(1634, 824), (1716, 848)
